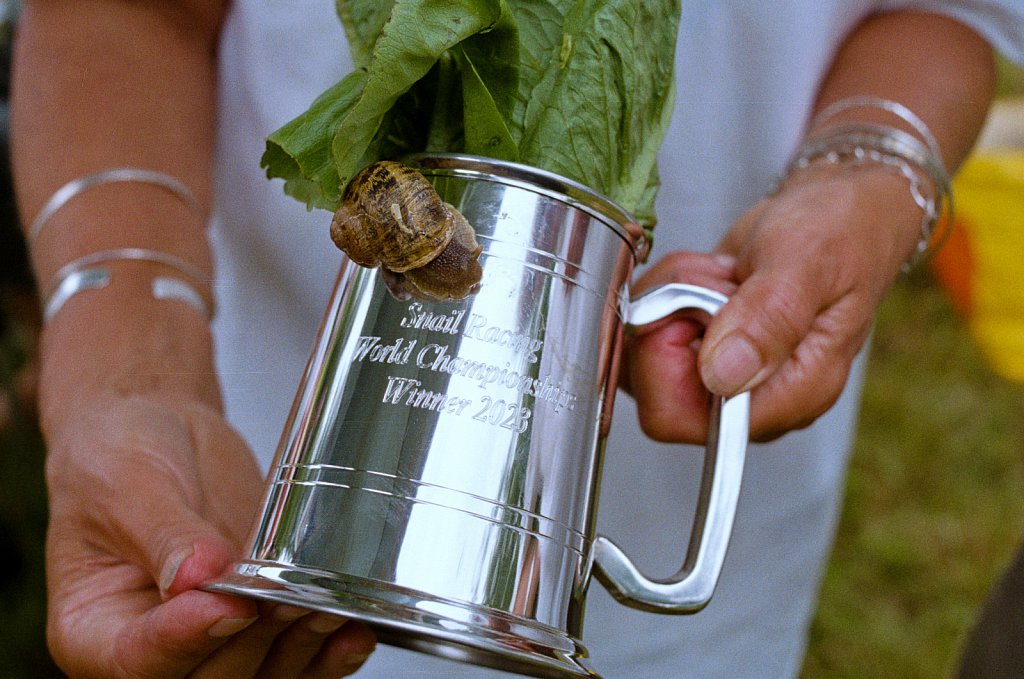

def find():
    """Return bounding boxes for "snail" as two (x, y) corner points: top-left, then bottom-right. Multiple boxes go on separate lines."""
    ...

(330, 161), (483, 302)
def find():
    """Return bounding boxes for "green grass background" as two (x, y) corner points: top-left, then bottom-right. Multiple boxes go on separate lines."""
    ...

(801, 270), (1024, 679)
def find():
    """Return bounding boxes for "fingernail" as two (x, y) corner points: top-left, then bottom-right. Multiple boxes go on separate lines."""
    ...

(273, 605), (312, 623)
(705, 333), (762, 394)
(307, 614), (347, 634)
(159, 546), (193, 594)
(341, 653), (372, 667)
(713, 254), (737, 269)
(208, 617), (258, 638)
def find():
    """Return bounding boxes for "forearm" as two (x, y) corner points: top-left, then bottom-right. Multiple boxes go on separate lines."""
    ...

(10, 0), (228, 425)
(812, 10), (996, 172)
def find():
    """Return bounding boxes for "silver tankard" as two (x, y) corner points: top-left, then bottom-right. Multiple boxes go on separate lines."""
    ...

(209, 154), (749, 678)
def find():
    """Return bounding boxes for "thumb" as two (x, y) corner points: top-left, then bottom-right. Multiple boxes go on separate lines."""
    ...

(157, 531), (239, 600)
(115, 480), (241, 599)
(699, 270), (820, 397)
(128, 405), (261, 599)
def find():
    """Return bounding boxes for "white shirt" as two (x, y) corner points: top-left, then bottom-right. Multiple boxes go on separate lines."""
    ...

(212, 3), (1024, 676)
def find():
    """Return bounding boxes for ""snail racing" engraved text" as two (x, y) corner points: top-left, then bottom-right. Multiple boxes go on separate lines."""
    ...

(399, 302), (544, 362)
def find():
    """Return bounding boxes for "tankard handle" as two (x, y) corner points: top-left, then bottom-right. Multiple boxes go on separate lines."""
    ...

(593, 283), (750, 613)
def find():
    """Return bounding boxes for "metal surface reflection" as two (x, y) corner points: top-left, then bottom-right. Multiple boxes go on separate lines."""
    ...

(209, 155), (749, 679)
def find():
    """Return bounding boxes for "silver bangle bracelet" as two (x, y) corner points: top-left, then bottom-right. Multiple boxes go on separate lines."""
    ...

(785, 123), (954, 270)
(28, 168), (203, 244)
(46, 247), (209, 287)
(793, 123), (952, 198)
(812, 96), (946, 167)
(43, 248), (213, 323)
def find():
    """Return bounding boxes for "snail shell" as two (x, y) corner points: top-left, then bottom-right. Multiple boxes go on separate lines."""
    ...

(381, 208), (484, 302)
(330, 161), (454, 272)
(330, 161), (483, 301)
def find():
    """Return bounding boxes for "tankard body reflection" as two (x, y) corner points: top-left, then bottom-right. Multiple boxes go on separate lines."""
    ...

(209, 155), (749, 678)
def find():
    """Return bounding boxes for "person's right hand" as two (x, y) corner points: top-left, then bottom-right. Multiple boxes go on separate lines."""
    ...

(39, 295), (376, 678)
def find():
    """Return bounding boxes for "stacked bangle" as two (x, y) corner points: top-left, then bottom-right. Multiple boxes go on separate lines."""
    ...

(28, 167), (203, 244)
(811, 95), (945, 162)
(31, 168), (214, 323)
(43, 248), (213, 323)
(785, 99), (954, 270)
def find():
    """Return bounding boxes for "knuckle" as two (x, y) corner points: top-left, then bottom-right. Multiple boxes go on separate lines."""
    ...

(746, 280), (811, 349)
(750, 368), (848, 441)
(636, 402), (707, 444)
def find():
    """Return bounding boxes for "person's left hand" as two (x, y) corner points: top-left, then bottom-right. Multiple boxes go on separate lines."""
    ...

(624, 161), (924, 442)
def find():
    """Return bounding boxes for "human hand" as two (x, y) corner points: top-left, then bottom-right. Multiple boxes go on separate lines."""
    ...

(625, 163), (923, 442)
(620, 250), (738, 443)
(43, 392), (376, 678)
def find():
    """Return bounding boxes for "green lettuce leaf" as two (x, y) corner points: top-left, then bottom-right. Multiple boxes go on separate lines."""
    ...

(457, 47), (519, 160)
(264, 0), (511, 209)
(261, 71), (368, 211)
(334, 0), (394, 69)
(519, 0), (678, 226)
(262, 0), (679, 231)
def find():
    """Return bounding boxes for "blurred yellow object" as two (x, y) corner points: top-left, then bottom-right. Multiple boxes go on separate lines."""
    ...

(932, 151), (1024, 383)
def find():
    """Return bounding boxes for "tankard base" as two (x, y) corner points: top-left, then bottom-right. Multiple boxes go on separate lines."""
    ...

(207, 561), (601, 679)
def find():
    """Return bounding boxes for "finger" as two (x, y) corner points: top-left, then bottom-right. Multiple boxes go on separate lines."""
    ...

(256, 613), (350, 678)
(128, 504), (239, 601)
(621, 250), (740, 443)
(743, 307), (870, 440)
(186, 604), (316, 679)
(248, 615), (375, 679)
(299, 621), (377, 679)
(698, 266), (823, 398)
(72, 589), (259, 679)
(745, 359), (848, 442)
(625, 315), (711, 443)
(633, 250), (738, 297)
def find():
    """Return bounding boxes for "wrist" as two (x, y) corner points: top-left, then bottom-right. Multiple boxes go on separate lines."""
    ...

(42, 248), (213, 323)
(780, 122), (952, 272)
(37, 267), (221, 434)
(786, 98), (954, 271)
(771, 160), (930, 282)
